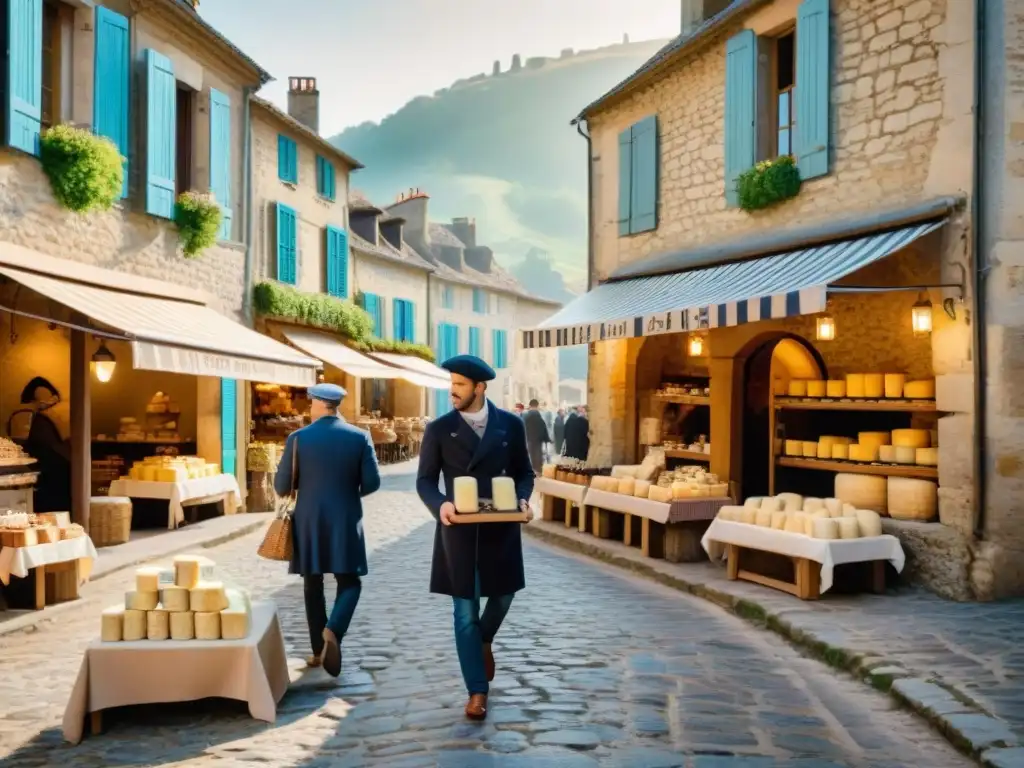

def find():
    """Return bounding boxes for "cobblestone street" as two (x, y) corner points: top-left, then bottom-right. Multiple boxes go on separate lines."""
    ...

(0, 468), (971, 767)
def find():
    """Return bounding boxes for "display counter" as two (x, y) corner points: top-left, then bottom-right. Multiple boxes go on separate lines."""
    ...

(108, 474), (241, 529)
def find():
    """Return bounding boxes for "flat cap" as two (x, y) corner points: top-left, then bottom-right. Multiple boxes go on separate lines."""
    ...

(441, 354), (495, 382)
(308, 382), (347, 403)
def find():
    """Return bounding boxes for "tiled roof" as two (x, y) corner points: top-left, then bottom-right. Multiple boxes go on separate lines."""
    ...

(349, 189), (383, 213)
(251, 97), (364, 170)
(169, 0), (272, 84)
(428, 222), (466, 249)
(347, 191), (434, 272)
(574, 0), (769, 121)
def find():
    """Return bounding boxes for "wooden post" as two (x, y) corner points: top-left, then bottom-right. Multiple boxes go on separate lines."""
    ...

(70, 329), (91, 531)
(726, 544), (740, 580)
(623, 513), (633, 546)
(871, 560), (886, 593)
(577, 503), (587, 533)
(641, 517), (651, 557)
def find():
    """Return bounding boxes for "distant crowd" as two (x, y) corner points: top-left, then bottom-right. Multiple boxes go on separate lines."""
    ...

(514, 400), (589, 473)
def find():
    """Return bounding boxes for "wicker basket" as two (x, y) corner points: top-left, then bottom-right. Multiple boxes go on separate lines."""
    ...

(88, 496), (132, 547)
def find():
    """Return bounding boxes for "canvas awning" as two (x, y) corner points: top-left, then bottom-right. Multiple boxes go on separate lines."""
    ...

(367, 352), (449, 390)
(520, 220), (946, 350)
(0, 262), (318, 387)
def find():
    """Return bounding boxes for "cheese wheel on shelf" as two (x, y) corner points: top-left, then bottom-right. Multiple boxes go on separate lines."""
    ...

(220, 590), (252, 641)
(755, 509), (773, 527)
(648, 485), (672, 503)
(744, 497), (764, 509)
(849, 444), (880, 462)
(831, 444), (850, 460)
(194, 611), (221, 640)
(837, 517), (861, 539)
(785, 440), (802, 456)
(170, 611), (195, 641)
(894, 446), (917, 465)
(855, 509), (884, 537)
(858, 432), (890, 451)
(806, 509), (830, 535)
(740, 507), (757, 524)
(806, 380), (826, 398)
(916, 447), (939, 466)
(801, 441), (818, 458)
(812, 517), (840, 540)
(904, 379), (936, 399)
(633, 479), (652, 498)
(160, 586), (190, 613)
(617, 477), (636, 496)
(123, 609), (146, 641)
(147, 608), (170, 640)
(770, 511), (787, 530)
(671, 481), (691, 500)
(802, 497), (824, 513)
(887, 477), (938, 521)
(878, 445), (898, 463)
(822, 498), (842, 516)
(863, 373), (884, 398)
(884, 373), (906, 398)
(826, 380), (847, 398)
(760, 497), (782, 513)
(125, 590), (159, 612)
(190, 582), (229, 613)
(835, 473), (887, 513)
(892, 429), (930, 448)
(135, 567), (162, 593)
(788, 380), (808, 397)
(101, 607), (124, 642)
(846, 374), (866, 398)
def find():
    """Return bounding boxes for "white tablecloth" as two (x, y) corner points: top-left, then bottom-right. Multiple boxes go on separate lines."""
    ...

(107, 474), (242, 529)
(535, 478), (588, 505)
(0, 536), (98, 585)
(584, 487), (674, 523)
(62, 600), (290, 744)
(700, 518), (906, 593)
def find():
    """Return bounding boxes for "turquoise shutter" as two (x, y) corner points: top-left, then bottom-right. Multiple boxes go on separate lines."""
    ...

(276, 203), (297, 284)
(404, 301), (415, 343)
(209, 88), (232, 240)
(6, 0), (42, 156)
(278, 135), (297, 183)
(317, 156), (335, 200)
(630, 116), (658, 233)
(94, 7), (130, 198)
(364, 294), (382, 336)
(220, 378), (237, 475)
(468, 327), (481, 356)
(795, 0), (831, 180)
(145, 49), (177, 218)
(326, 226), (348, 297)
(391, 298), (403, 340)
(617, 128), (632, 236)
(724, 30), (757, 207)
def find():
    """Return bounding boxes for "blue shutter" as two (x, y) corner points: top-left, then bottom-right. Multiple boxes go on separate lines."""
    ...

(468, 327), (481, 356)
(724, 30), (757, 207)
(493, 329), (507, 368)
(404, 301), (415, 343)
(630, 116), (658, 233)
(7, 0), (42, 156)
(317, 156), (335, 200)
(276, 203), (297, 284)
(145, 49), (176, 218)
(220, 378), (237, 475)
(326, 226), (348, 297)
(617, 128), (632, 236)
(93, 7), (130, 197)
(795, 0), (831, 180)
(209, 88), (232, 240)
(363, 293), (382, 337)
(278, 135), (297, 183)
(392, 298), (403, 340)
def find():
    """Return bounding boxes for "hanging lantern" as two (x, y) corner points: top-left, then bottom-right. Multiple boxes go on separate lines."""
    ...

(911, 294), (933, 337)
(815, 315), (836, 341)
(90, 342), (116, 383)
(688, 334), (704, 357)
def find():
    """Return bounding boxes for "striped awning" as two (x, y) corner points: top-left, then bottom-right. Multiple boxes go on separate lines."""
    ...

(520, 221), (945, 350)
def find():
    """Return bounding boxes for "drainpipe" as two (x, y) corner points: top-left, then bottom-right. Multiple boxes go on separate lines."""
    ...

(971, 0), (989, 540)
(241, 86), (255, 325)
(575, 119), (595, 291)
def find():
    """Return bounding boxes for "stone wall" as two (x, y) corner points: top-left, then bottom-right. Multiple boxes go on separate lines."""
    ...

(351, 256), (429, 344)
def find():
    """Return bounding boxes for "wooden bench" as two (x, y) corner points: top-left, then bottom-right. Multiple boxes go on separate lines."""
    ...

(726, 544), (887, 600)
(536, 478), (588, 531)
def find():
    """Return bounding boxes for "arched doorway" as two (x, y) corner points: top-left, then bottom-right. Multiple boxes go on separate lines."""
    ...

(738, 334), (824, 499)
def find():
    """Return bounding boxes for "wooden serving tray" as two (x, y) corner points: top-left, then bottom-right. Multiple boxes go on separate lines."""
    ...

(450, 511), (531, 524)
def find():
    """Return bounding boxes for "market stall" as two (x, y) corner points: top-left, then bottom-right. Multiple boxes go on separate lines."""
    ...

(0, 511), (96, 610)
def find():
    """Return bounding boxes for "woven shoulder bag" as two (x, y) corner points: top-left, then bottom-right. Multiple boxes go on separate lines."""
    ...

(257, 437), (297, 561)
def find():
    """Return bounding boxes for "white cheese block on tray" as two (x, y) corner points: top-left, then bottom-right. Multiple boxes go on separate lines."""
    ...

(160, 586), (190, 613)
(190, 581), (229, 613)
(174, 555), (216, 590)
(170, 611), (195, 641)
(125, 590), (159, 612)
(195, 611), (221, 640)
(147, 608), (170, 640)
(134, 567), (163, 593)
(123, 609), (146, 641)
(101, 606), (124, 642)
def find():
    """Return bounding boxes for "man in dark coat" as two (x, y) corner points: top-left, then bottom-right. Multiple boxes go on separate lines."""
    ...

(553, 408), (566, 455)
(274, 382), (381, 678)
(416, 354), (535, 721)
(522, 399), (550, 474)
(562, 405), (590, 461)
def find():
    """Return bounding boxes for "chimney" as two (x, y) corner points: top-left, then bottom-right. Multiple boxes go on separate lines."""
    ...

(287, 77), (319, 134)
(680, 0), (731, 36)
(449, 216), (476, 248)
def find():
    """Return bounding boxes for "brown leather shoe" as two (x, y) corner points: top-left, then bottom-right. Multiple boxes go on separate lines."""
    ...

(321, 628), (342, 678)
(483, 642), (495, 681)
(464, 693), (488, 720)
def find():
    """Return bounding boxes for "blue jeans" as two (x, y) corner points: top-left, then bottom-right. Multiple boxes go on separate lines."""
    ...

(303, 574), (361, 656)
(452, 571), (514, 695)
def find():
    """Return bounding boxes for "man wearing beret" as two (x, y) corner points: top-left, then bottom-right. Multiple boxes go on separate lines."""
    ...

(274, 382), (381, 678)
(416, 354), (535, 720)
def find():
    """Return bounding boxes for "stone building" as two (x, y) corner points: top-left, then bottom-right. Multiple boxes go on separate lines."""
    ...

(515, 0), (1024, 600)
(0, 0), (316, 529)
(387, 191), (562, 413)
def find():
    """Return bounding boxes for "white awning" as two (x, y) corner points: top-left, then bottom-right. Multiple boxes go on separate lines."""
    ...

(368, 352), (449, 390)
(0, 265), (318, 387)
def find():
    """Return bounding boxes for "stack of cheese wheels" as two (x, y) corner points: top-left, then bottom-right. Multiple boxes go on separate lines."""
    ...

(835, 473), (887, 514)
(99, 554), (252, 643)
(723, 495), (885, 540)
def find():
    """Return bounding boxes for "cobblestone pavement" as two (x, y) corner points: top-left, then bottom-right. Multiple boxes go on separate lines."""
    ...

(0, 470), (971, 768)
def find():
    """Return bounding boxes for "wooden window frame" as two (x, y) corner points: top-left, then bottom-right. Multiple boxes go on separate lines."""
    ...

(174, 82), (195, 198)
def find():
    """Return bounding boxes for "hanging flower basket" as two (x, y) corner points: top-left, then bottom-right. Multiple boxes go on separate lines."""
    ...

(174, 191), (222, 258)
(737, 156), (802, 212)
(39, 124), (124, 214)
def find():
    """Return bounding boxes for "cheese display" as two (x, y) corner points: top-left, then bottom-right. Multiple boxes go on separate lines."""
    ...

(846, 373), (866, 398)
(806, 380), (826, 398)
(491, 477), (517, 511)
(126, 454), (219, 482)
(812, 517), (840, 539)
(174, 555), (215, 590)
(863, 373), (884, 398)
(453, 476), (479, 513)
(856, 509), (884, 537)
(195, 612), (221, 640)
(160, 585), (190, 613)
(916, 447), (939, 466)
(858, 432), (890, 451)
(785, 440), (802, 457)
(125, 590), (159, 612)
(824, 497), (843, 516)
(836, 517), (861, 540)
(787, 380), (808, 397)
(884, 373), (906, 398)
(221, 590), (251, 640)
(887, 477), (938, 521)
(617, 477), (636, 496)
(123, 610), (147, 641)
(835, 473), (887, 513)
(826, 380), (846, 398)
(770, 511), (787, 530)
(190, 582), (229, 613)
(170, 611), (195, 641)
(831, 444), (850, 460)
(892, 429), (930, 448)
(801, 441), (817, 458)
(904, 379), (936, 399)
(147, 608), (170, 640)
(101, 607), (124, 642)
(755, 509), (772, 527)
(776, 492), (802, 512)
(135, 567), (163, 593)
(633, 479), (652, 498)
(849, 444), (880, 462)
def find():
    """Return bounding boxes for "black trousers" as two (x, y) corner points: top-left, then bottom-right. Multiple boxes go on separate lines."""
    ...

(302, 573), (362, 656)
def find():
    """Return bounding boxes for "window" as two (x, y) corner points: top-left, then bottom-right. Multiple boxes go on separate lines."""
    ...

(773, 31), (795, 158)
(276, 203), (297, 284)
(472, 288), (486, 314)
(325, 226), (348, 298)
(441, 284), (455, 310)
(617, 115), (658, 236)
(175, 83), (194, 197)
(492, 329), (508, 369)
(40, 0), (59, 129)
(393, 298), (415, 342)
(468, 326), (481, 356)
(316, 155), (335, 200)
(278, 134), (298, 183)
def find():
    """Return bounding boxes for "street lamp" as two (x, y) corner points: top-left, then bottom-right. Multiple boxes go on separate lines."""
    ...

(911, 294), (933, 337)
(90, 342), (116, 383)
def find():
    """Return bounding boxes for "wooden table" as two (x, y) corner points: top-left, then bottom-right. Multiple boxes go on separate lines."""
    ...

(535, 478), (589, 530)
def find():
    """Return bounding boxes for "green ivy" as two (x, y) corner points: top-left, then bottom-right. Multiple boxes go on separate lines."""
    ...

(354, 338), (437, 363)
(174, 191), (223, 258)
(737, 156), (802, 212)
(39, 124), (123, 214)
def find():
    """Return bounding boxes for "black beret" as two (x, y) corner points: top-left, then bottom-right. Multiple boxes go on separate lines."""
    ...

(441, 354), (496, 383)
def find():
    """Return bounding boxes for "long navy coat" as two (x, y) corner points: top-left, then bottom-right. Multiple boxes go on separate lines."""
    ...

(274, 415), (381, 576)
(416, 401), (535, 599)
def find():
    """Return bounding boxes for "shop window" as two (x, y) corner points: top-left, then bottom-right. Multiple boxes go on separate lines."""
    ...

(771, 30), (796, 158)
(175, 83), (194, 197)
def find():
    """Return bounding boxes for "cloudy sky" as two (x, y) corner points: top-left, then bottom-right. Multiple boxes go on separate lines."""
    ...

(198, 0), (680, 133)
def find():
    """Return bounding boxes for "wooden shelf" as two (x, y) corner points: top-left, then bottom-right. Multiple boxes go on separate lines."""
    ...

(776, 456), (937, 479)
(654, 393), (711, 406)
(773, 397), (937, 412)
(665, 448), (711, 462)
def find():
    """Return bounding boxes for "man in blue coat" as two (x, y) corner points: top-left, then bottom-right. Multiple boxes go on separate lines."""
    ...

(417, 355), (535, 721)
(274, 382), (381, 678)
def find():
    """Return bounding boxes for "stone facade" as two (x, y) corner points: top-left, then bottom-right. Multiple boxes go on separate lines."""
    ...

(581, 0), (991, 598)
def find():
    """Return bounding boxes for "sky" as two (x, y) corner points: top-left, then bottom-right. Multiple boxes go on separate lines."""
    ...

(198, 0), (681, 135)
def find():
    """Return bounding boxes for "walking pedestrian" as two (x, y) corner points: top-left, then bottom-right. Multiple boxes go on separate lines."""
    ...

(553, 408), (566, 455)
(563, 404), (590, 461)
(273, 382), (381, 678)
(416, 354), (535, 721)
(522, 399), (550, 474)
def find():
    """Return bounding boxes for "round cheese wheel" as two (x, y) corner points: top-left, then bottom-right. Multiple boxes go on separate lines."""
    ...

(788, 380), (808, 397)
(823, 497), (843, 516)
(744, 496), (764, 509)
(916, 447), (938, 466)
(887, 477), (938, 521)
(755, 509), (773, 527)
(858, 432), (890, 450)
(801, 441), (818, 458)
(863, 373), (884, 398)
(617, 477), (636, 495)
(836, 517), (861, 539)
(884, 373), (906, 398)
(812, 517), (840, 540)
(846, 373), (866, 398)
(740, 507), (758, 524)
(826, 380), (846, 398)
(835, 473), (887, 513)
(785, 440), (802, 456)
(831, 444), (850, 460)
(784, 512), (808, 534)
(806, 380), (826, 397)
(802, 497), (824, 513)
(717, 505), (743, 522)
(805, 509), (830, 535)
(855, 509), (884, 537)
(671, 481), (691, 500)
(850, 444), (880, 462)
(147, 608), (170, 640)
(770, 511), (788, 530)
(760, 497), (782, 513)
(892, 429), (930, 448)
(633, 479), (652, 498)
(904, 379), (936, 399)
(894, 446), (916, 465)
(878, 445), (897, 463)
